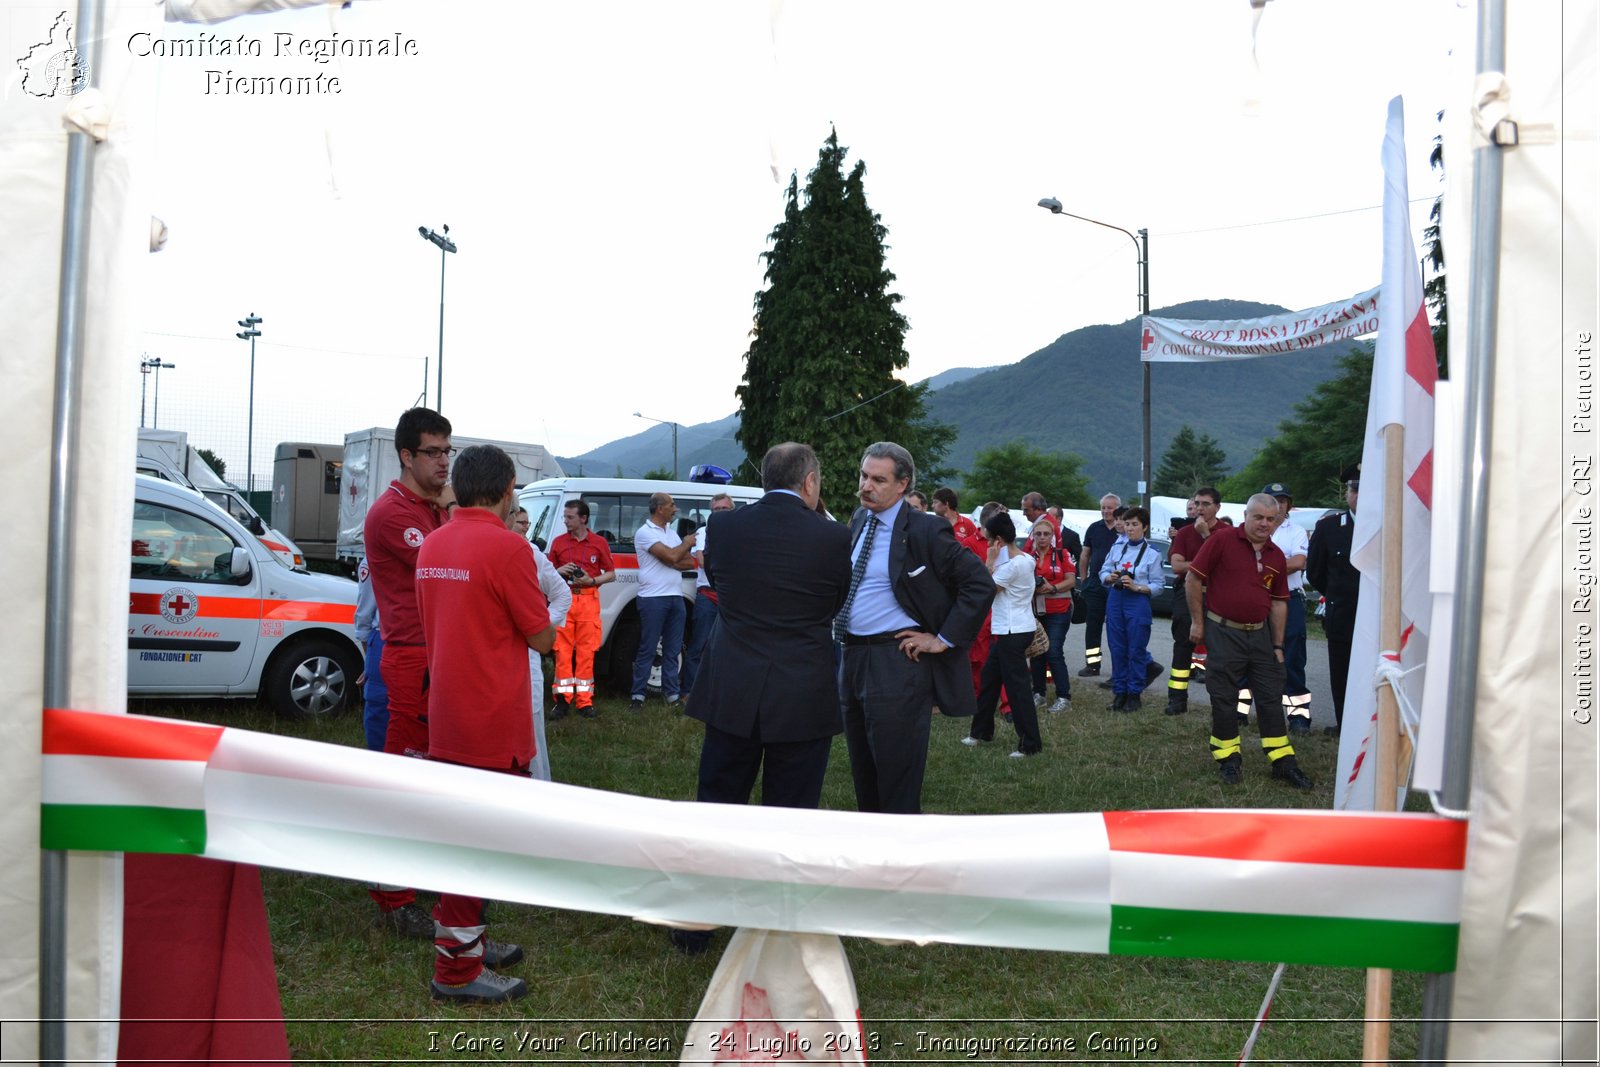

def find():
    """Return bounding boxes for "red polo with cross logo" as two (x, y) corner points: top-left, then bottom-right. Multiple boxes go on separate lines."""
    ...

(1186, 524), (1288, 625)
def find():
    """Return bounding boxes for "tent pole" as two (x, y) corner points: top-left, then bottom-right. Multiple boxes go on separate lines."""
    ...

(41, 0), (104, 1060)
(1419, 0), (1507, 1060)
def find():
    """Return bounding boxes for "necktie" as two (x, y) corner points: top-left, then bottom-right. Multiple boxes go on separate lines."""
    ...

(833, 515), (879, 643)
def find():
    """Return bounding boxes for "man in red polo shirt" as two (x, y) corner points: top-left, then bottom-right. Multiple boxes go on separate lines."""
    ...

(546, 499), (615, 719)
(416, 444), (557, 1003)
(1185, 493), (1313, 789)
(362, 406), (452, 937)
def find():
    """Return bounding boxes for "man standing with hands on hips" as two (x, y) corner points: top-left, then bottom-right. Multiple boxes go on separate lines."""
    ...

(1184, 493), (1314, 789)
(837, 442), (993, 815)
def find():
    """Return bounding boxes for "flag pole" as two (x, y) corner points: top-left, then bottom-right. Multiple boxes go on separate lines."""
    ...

(1362, 422), (1407, 1065)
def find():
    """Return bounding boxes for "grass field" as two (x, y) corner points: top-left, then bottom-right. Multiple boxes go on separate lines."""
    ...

(153, 681), (1428, 1064)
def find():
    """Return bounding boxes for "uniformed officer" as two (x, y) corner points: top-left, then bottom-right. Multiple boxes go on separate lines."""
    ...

(1164, 487), (1223, 716)
(1185, 494), (1314, 788)
(1307, 468), (1361, 736)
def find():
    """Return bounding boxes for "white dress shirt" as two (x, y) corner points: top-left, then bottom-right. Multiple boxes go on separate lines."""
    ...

(989, 545), (1037, 635)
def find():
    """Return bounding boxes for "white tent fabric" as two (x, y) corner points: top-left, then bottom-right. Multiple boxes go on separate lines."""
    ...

(1445, 1), (1598, 1061)
(1, 4), (161, 1060)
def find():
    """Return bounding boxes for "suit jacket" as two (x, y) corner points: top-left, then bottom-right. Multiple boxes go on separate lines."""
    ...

(687, 492), (852, 743)
(847, 503), (994, 718)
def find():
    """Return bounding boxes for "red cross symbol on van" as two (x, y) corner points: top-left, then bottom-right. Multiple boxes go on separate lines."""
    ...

(166, 593), (191, 616)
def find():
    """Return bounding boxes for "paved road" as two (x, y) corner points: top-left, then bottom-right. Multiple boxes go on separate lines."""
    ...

(1060, 604), (1338, 731)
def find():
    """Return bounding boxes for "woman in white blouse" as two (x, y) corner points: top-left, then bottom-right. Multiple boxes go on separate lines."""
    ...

(962, 512), (1043, 757)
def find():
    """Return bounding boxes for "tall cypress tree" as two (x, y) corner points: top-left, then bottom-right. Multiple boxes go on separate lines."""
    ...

(1152, 426), (1229, 498)
(736, 129), (950, 514)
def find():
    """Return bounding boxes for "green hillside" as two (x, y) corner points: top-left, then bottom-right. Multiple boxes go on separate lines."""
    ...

(924, 299), (1362, 497)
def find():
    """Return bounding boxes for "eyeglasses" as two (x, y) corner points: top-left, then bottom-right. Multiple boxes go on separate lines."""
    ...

(411, 446), (456, 460)
(1347, 480), (1360, 491)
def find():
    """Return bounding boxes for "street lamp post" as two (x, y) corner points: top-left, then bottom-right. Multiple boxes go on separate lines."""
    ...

(1037, 197), (1152, 498)
(235, 313), (262, 492)
(418, 225), (457, 413)
(139, 355), (174, 428)
(634, 411), (679, 479)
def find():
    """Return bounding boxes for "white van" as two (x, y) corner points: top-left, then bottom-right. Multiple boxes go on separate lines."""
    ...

(128, 474), (361, 718)
(515, 477), (765, 688)
(135, 452), (308, 572)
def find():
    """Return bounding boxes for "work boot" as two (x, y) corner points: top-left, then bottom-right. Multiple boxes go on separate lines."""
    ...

(378, 902), (434, 940)
(1143, 662), (1164, 690)
(577, 703), (598, 720)
(1287, 717), (1311, 735)
(481, 938), (524, 970)
(430, 969), (528, 1004)
(1098, 678), (1114, 691)
(1123, 694), (1142, 712)
(1077, 664), (1101, 677)
(548, 697), (569, 722)
(1270, 756), (1315, 790)
(1218, 755), (1244, 785)
(1163, 693), (1188, 716)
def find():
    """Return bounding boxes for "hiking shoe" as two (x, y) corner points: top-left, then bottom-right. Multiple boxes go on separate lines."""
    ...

(1032, 693), (1046, 708)
(1271, 757), (1315, 790)
(378, 902), (434, 940)
(1047, 697), (1071, 713)
(1143, 662), (1164, 690)
(430, 969), (528, 1004)
(1077, 665), (1101, 677)
(481, 938), (523, 970)
(1218, 756), (1244, 785)
(628, 698), (645, 712)
(1287, 717), (1312, 735)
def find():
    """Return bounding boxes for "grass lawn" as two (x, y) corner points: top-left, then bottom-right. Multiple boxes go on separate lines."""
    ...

(153, 683), (1428, 1063)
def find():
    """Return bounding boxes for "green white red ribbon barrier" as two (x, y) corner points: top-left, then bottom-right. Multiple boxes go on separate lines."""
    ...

(40, 708), (1464, 971)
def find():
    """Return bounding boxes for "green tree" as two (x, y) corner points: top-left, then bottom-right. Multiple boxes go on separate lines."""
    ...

(642, 466), (675, 481)
(1423, 112), (1449, 377)
(1152, 425), (1228, 499)
(1221, 349), (1371, 507)
(736, 129), (953, 515)
(959, 440), (1093, 513)
(196, 447), (226, 480)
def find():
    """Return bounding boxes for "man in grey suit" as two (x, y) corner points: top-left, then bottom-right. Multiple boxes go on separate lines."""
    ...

(837, 441), (994, 815)
(687, 442), (852, 809)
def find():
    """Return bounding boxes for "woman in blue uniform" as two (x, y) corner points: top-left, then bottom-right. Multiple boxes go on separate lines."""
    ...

(1099, 506), (1166, 711)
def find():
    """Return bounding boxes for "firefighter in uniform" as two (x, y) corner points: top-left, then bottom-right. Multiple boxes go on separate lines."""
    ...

(1164, 487), (1223, 716)
(1185, 493), (1314, 788)
(546, 499), (614, 719)
(1078, 494), (1122, 677)
(1307, 468), (1361, 736)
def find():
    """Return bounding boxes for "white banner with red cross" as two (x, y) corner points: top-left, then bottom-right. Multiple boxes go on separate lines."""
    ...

(1140, 287), (1381, 362)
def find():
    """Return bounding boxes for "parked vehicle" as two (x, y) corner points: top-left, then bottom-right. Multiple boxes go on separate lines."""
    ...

(128, 474), (361, 719)
(515, 477), (765, 687)
(271, 441), (344, 565)
(336, 428), (563, 565)
(136, 428), (307, 571)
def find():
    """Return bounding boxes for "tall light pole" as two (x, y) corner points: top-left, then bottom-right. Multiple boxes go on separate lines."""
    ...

(634, 411), (679, 479)
(235, 313), (262, 492)
(139, 355), (174, 428)
(418, 224), (457, 413)
(1038, 197), (1152, 499)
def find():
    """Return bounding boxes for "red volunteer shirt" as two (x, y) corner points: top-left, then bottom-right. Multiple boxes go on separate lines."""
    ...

(417, 508), (552, 770)
(1169, 522), (1208, 586)
(950, 516), (985, 558)
(1186, 524), (1288, 624)
(547, 530), (615, 578)
(1032, 547), (1076, 615)
(364, 480), (443, 646)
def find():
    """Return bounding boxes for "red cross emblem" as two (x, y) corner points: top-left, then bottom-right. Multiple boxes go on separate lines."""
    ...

(1141, 326), (1156, 353)
(403, 527), (424, 548)
(160, 587), (199, 624)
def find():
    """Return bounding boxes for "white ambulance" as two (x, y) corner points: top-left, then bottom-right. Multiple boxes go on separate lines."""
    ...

(128, 474), (362, 719)
(515, 476), (765, 688)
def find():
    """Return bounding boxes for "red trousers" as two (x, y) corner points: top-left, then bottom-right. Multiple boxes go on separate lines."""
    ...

(433, 761), (526, 985)
(370, 643), (428, 912)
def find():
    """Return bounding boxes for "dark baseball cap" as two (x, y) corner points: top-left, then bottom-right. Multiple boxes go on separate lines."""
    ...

(1261, 482), (1292, 499)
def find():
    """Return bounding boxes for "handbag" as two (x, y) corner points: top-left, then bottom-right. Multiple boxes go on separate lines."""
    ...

(1025, 620), (1049, 660)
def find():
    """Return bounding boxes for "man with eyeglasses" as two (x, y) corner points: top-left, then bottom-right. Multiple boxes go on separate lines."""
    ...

(362, 406), (453, 939)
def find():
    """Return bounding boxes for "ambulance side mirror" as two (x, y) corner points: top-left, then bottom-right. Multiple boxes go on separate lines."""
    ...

(229, 547), (252, 580)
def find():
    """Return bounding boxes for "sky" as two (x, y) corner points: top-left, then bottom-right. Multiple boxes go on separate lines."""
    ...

(108, 0), (1467, 487)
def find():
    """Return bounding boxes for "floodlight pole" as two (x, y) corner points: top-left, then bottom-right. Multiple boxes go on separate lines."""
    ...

(418, 225), (457, 413)
(235, 314), (262, 492)
(1038, 198), (1151, 499)
(634, 411), (679, 479)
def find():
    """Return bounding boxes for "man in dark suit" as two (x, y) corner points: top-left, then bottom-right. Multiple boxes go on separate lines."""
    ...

(687, 442), (852, 808)
(837, 441), (994, 814)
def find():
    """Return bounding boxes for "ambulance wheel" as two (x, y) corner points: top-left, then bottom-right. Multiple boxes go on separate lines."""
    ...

(265, 637), (359, 720)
